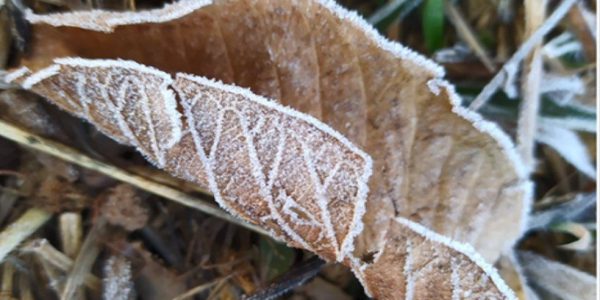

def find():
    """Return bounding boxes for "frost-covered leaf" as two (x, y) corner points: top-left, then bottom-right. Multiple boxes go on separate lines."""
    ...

(7, 0), (532, 298)
(528, 193), (596, 230)
(540, 73), (586, 106)
(10, 59), (372, 261)
(356, 218), (516, 299)
(495, 252), (540, 300)
(537, 119), (596, 179)
(540, 116), (596, 133)
(517, 251), (597, 300)
(543, 32), (583, 58)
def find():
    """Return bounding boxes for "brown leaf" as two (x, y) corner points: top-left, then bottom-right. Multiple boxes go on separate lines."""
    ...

(7, 0), (531, 298)
(357, 218), (514, 299)
(11, 58), (372, 262)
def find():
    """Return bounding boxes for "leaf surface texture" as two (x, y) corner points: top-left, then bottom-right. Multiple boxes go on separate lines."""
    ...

(10, 0), (531, 298)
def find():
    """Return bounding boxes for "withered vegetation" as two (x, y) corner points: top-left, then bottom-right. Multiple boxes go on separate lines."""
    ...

(0, 0), (595, 299)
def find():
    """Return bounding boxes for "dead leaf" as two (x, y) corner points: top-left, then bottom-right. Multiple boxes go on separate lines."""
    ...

(11, 58), (372, 263)
(7, 0), (532, 298)
(357, 217), (515, 299)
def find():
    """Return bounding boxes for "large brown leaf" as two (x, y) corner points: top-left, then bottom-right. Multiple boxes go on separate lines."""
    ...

(7, 0), (531, 298)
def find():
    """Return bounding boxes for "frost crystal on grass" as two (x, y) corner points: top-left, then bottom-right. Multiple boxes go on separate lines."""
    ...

(103, 256), (134, 300)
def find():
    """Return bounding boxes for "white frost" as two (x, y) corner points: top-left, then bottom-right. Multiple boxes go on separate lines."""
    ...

(26, 0), (444, 77)
(395, 217), (518, 300)
(4, 66), (30, 83)
(177, 72), (373, 261)
(450, 257), (461, 300)
(26, 0), (213, 32)
(427, 77), (534, 249)
(537, 121), (596, 179)
(540, 116), (596, 133)
(403, 239), (415, 300)
(317, 0), (445, 77)
(22, 65), (60, 89)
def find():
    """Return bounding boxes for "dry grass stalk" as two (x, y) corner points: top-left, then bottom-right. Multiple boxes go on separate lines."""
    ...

(0, 207), (51, 263)
(1, 261), (15, 299)
(37, 257), (65, 295)
(0, 119), (268, 236)
(171, 275), (230, 300)
(367, 0), (407, 24)
(22, 239), (101, 290)
(205, 275), (234, 300)
(518, 251), (597, 300)
(553, 222), (592, 251)
(444, 1), (496, 72)
(17, 274), (35, 300)
(59, 212), (83, 258)
(60, 219), (104, 300)
(516, 0), (547, 172)
(567, 3), (597, 61)
(58, 212), (85, 300)
(469, 0), (579, 111)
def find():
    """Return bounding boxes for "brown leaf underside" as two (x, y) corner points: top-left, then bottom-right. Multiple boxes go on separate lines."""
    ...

(10, 0), (529, 298)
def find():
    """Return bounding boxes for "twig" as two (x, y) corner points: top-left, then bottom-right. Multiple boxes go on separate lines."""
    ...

(139, 227), (183, 268)
(468, 0), (579, 111)
(244, 256), (326, 300)
(38, 258), (66, 295)
(61, 218), (104, 300)
(0, 207), (51, 263)
(516, 0), (547, 172)
(0, 119), (269, 237)
(172, 274), (233, 300)
(206, 274), (235, 300)
(444, 1), (496, 72)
